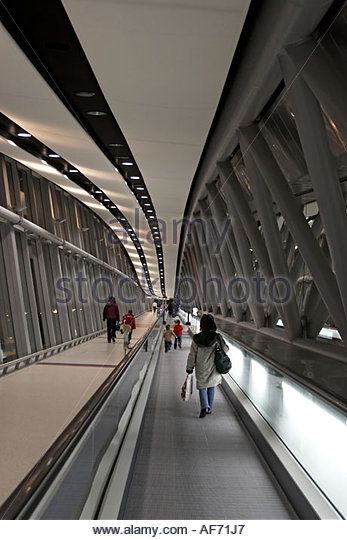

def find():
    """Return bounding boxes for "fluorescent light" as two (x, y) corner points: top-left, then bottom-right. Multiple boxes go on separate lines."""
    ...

(122, 162), (133, 166)
(130, 176), (140, 180)
(17, 132), (31, 137)
(110, 205), (116, 209)
(144, 203), (151, 206)
(94, 190), (102, 194)
(136, 187), (145, 191)
(141, 196), (148, 199)
(7, 139), (17, 146)
(41, 159), (48, 165)
(87, 110), (107, 116)
(75, 91), (95, 97)
(104, 199), (110, 202)
(49, 153), (59, 158)
(63, 174), (68, 179)
(69, 168), (78, 173)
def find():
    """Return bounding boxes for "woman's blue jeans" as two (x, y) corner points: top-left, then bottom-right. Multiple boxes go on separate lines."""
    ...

(199, 387), (215, 411)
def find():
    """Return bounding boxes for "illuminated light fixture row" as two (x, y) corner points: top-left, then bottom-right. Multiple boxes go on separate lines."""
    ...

(5, 132), (158, 295)
(74, 90), (165, 295)
(6, 118), (165, 295)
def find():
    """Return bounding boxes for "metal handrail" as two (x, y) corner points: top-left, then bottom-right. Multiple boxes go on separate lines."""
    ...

(0, 316), (160, 519)
(180, 309), (347, 416)
(0, 205), (139, 286)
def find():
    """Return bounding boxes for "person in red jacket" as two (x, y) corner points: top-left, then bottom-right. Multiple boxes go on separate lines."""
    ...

(122, 309), (136, 344)
(103, 296), (120, 343)
(173, 319), (183, 349)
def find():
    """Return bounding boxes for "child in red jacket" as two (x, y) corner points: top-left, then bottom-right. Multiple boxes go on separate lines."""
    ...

(122, 310), (136, 343)
(173, 320), (183, 350)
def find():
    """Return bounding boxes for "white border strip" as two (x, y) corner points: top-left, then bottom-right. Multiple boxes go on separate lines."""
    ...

(222, 375), (341, 520)
(97, 335), (162, 519)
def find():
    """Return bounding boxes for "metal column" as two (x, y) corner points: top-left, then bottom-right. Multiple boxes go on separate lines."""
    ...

(280, 51), (347, 324)
(240, 123), (347, 343)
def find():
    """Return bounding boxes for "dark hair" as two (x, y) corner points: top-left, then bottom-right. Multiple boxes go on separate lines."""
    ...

(200, 314), (217, 332)
(128, 309), (133, 314)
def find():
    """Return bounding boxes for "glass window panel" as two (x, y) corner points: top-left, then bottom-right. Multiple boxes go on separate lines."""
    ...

(42, 244), (63, 344)
(28, 241), (50, 348)
(316, 4), (347, 69)
(0, 226), (17, 362)
(17, 169), (28, 217)
(322, 108), (347, 157)
(15, 232), (37, 352)
(64, 254), (80, 338)
(5, 161), (17, 210)
(260, 95), (308, 184)
(231, 150), (252, 201)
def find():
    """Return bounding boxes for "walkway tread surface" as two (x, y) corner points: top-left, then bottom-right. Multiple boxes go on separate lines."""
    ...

(122, 331), (295, 519)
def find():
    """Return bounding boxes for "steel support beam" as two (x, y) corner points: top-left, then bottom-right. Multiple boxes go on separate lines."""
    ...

(199, 196), (241, 321)
(184, 247), (204, 310)
(285, 38), (347, 143)
(190, 218), (219, 313)
(235, 138), (302, 340)
(240, 123), (347, 343)
(206, 182), (247, 320)
(198, 199), (230, 317)
(216, 175), (265, 328)
(218, 160), (280, 329)
(280, 51), (347, 324)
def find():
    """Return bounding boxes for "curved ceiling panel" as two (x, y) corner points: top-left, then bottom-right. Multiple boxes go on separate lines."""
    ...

(62, 0), (252, 295)
(0, 0), (251, 296)
(0, 135), (157, 293)
(0, 21), (162, 294)
(0, 0), (166, 296)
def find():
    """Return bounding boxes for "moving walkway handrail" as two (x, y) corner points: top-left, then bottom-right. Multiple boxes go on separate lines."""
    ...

(181, 310), (347, 416)
(221, 328), (347, 417)
(0, 316), (160, 520)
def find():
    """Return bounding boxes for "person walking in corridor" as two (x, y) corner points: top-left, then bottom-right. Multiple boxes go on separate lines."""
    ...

(163, 324), (174, 352)
(186, 314), (229, 418)
(173, 319), (183, 349)
(103, 296), (120, 343)
(122, 309), (136, 345)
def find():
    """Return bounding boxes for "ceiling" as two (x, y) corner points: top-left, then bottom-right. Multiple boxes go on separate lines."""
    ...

(0, 0), (251, 296)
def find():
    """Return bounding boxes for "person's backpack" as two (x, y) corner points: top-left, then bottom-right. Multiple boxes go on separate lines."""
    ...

(214, 335), (231, 374)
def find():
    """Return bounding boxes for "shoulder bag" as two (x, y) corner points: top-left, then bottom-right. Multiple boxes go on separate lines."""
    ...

(214, 335), (231, 374)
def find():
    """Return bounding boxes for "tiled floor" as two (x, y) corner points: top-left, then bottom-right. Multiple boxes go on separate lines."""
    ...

(122, 332), (295, 520)
(0, 312), (155, 506)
